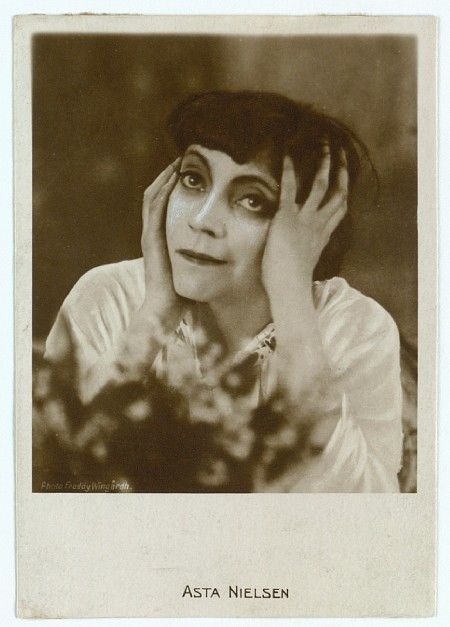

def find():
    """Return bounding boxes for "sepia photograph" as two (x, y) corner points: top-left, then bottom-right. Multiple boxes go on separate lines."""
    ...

(32, 30), (417, 494)
(14, 13), (437, 619)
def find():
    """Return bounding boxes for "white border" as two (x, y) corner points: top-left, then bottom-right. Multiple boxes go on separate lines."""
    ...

(2, 1), (449, 626)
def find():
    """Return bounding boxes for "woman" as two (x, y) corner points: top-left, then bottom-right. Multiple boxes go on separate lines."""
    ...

(45, 91), (403, 492)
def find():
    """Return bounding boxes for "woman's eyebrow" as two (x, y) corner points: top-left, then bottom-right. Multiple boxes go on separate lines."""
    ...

(234, 175), (279, 195)
(182, 149), (211, 173)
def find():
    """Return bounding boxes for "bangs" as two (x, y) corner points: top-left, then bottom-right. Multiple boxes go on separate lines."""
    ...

(167, 91), (364, 195)
(167, 91), (301, 166)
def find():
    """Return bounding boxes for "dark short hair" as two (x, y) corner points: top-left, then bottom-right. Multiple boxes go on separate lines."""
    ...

(168, 90), (373, 281)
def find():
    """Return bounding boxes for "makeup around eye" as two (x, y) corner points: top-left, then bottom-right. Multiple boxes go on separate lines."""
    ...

(178, 170), (277, 217)
(236, 192), (274, 215)
(179, 170), (206, 191)
(233, 181), (278, 217)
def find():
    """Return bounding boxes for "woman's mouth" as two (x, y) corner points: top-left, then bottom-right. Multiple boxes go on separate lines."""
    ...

(176, 249), (227, 266)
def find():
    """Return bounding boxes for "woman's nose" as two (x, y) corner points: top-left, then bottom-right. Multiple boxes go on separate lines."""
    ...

(188, 192), (226, 238)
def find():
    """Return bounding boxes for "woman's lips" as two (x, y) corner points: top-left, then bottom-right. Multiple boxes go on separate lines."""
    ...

(176, 249), (227, 266)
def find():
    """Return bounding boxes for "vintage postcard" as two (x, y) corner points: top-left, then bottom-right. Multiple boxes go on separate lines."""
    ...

(15, 14), (437, 618)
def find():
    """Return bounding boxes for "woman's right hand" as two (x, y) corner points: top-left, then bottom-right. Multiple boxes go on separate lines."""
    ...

(141, 158), (182, 331)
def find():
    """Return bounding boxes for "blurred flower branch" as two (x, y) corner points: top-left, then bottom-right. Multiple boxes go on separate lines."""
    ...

(32, 327), (417, 493)
(32, 332), (312, 493)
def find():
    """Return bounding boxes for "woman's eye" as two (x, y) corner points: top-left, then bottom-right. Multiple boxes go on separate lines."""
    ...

(237, 194), (267, 213)
(180, 171), (205, 191)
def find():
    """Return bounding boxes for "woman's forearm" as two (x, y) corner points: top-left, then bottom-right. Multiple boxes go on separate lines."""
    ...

(270, 282), (342, 447)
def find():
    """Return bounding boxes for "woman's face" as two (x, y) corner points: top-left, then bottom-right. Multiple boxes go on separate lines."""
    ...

(166, 144), (279, 304)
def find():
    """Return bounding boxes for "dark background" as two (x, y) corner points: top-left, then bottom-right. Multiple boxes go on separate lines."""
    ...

(32, 34), (417, 347)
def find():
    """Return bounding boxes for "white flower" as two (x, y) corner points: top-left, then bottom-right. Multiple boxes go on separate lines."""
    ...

(91, 440), (108, 461)
(225, 372), (241, 389)
(264, 426), (297, 449)
(34, 367), (52, 401)
(123, 399), (151, 422)
(74, 421), (100, 449)
(220, 427), (255, 460)
(191, 326), (209, 349)
(197, 458), (229, 487)
(270, 398), (286, 414)
(43, 399), (69, 434)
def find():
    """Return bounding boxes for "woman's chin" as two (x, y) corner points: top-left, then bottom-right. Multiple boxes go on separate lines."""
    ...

(173, 279), (218, 303)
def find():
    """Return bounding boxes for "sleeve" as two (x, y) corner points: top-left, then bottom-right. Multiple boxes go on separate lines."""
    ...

(44, 264), (143, 402)
(290, 281), (404, 493)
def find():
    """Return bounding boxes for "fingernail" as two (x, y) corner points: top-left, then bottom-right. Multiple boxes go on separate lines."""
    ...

(321, 142), (330, 157)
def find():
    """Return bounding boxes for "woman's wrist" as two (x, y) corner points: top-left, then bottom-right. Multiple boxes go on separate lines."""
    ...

(270, 278), (339, 423)
(140, 293), (182, 335)
(266, 269), (313, 304)
(270, 279), (316, 349)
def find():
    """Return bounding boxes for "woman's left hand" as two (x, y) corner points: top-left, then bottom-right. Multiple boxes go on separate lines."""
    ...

(262, 144), (348, 300)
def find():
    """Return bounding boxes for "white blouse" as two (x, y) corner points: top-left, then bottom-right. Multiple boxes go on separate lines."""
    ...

(45, 257), (404, 493)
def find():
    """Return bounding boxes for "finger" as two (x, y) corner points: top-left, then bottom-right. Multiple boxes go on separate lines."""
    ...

(333, 147), (349, 207)
(337, 147), (349, 191)
(143, 158), (181, 201)
(303, 142), (331, 214)
(323, 204), (347, 240)
(279, 156), (298, 213)
(142, 170), (178, 231)
(143, 170), (177, 224)
(318, 149), (349, 221)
